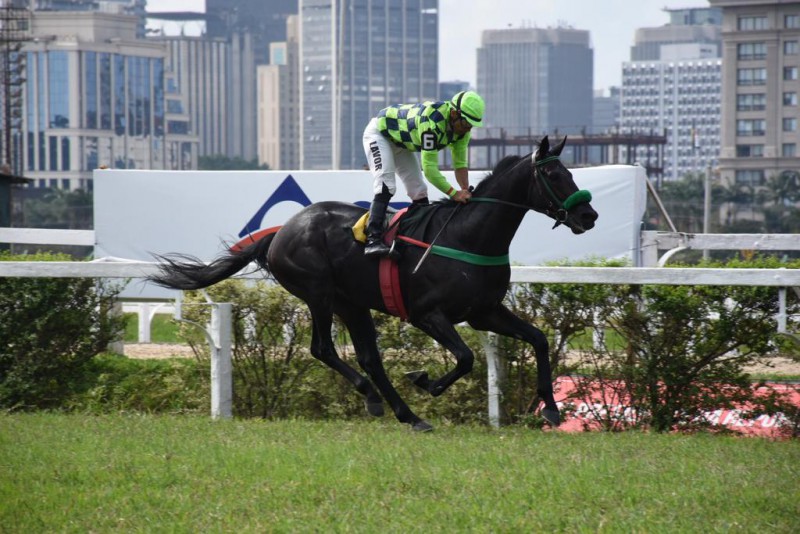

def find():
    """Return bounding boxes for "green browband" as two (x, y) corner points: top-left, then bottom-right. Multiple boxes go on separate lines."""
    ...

(430, 245), (509, 266)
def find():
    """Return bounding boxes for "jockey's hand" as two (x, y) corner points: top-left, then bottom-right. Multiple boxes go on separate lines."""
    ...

(453, 189), (472, 204)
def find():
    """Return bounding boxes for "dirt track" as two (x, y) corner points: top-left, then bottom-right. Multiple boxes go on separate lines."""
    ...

(123, 343), (800, 376)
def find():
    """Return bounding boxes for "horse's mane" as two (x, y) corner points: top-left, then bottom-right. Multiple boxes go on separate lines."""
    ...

(472, 153), (531, 196)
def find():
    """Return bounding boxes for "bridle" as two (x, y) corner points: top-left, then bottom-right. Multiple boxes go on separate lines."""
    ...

(469, 155), (592, 228)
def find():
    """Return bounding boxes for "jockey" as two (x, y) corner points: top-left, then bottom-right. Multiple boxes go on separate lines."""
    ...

(361, 90), (485, 257)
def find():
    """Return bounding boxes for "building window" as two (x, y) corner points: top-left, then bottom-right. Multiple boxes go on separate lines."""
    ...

(736, 144), (764, 157)
(738, 42), (767, 60)
(48, 51), (70, 128)
(737, 93), (766, 111)
(786, 14), (800, 29)
(783, 143), (797, 157)
(784, 117), (798, 132)
(785, 92), (799, 106)
(61, 137), (70, 170)
(166, 99), (183, 114)
(737, 119), (766, 136)
(785, 66), (799, 80)
(785, 41), (799, 55)
(735, 169), (765, 185)
(737, 68), (767, 85)
(738, 16), (768, 30)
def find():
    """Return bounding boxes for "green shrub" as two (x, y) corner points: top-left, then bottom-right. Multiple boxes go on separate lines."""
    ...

(510, 256), (800, 432)
(177, 281), (490, 423)
(66, 354), (208, 414)
(0, 252), (126, 410)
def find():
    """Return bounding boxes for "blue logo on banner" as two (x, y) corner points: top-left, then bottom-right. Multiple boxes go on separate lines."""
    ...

(239, 174), (410, 237)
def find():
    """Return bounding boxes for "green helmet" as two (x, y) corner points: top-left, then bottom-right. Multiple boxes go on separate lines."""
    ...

(451, 90), (484, 127)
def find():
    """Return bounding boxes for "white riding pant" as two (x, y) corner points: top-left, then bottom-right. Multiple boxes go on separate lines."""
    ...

(362, 118), (429, 201)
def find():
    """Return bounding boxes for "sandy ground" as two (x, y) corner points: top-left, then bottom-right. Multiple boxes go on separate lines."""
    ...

(123, 343), (196, 359)
(123, 343), (800, 376)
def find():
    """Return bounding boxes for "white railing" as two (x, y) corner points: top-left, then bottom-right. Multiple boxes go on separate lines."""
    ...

(3, 228), (799, 423)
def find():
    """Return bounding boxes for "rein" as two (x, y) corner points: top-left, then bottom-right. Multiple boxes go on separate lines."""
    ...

(471, 156), (592, 226)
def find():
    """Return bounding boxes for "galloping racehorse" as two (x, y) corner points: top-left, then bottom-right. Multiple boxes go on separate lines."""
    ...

(148, 136), (598, 431)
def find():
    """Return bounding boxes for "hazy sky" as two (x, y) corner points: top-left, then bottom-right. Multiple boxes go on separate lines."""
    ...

(147, 0), (700, 92)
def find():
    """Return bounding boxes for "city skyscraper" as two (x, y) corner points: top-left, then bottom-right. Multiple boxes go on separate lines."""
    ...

(154, 34), (228, 159)
(476, 25), (593, 138)
(299, 0), (438, 170)
(620, 7), (723, 181)
(709, 0), (800, 187)
(206, 0), (297, 66)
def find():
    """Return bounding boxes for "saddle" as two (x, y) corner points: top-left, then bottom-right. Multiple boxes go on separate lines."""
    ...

(350, 203), (442, 321)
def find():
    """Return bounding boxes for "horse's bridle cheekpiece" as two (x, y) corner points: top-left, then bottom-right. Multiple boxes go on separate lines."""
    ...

(532, 155), (593, 227)
(469, 154), (592, 229)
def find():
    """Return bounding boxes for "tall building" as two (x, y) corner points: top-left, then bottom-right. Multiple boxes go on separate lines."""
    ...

(592, 87), (620, 134)
(299, 0), (439, 170)
(709, 0), (800, 187)
(147, 9), (257, 162)
(631, 7), (722, 60)
(257, 15), (299, 170)
(621, 8), (723, 181)
(438, 80), (469, 101)
(20, 10), (196, 190)
(33, 0), (148, 38)
(206, 0), (297, 66)
(476, 26), (593, 138)
(621, 49), (722, 181)
(155, 35), (227, 159)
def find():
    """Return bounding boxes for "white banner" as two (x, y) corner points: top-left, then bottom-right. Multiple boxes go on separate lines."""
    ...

(94, 165), (646, 297)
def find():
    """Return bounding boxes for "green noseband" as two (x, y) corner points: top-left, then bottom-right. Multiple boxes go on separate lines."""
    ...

(563, 189), (592, 211)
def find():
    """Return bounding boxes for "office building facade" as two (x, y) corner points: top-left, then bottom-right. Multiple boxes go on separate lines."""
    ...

(257, 15), (300, 170)
(156, 35), (230, 159)
(299, 0), (438, 170)
(20, 10), (196, 190)
(631, 7), (722, 61)
(476, 26), (593, 139)
(709, 0), (800, 186)
(621, 8), (723, 181)
(621, 50), (722, 181)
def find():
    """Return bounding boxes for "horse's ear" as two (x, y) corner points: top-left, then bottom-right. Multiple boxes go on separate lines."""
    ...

(553, 136), (567, 156)
(536, 136), (550, 159)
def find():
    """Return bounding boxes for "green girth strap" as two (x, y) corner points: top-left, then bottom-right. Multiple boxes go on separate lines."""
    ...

(396, 235), (509, 266)
(429, 245), (509, 266)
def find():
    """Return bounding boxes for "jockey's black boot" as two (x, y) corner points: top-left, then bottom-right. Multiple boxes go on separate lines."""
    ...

(364, 193), (392, 257)
(412, 197), (429, 206)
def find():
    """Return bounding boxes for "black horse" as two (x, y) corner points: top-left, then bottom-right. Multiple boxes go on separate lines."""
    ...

(148, 136), (598, 431)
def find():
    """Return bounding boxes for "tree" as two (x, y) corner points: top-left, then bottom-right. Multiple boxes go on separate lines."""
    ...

(198, 155), (269, 171)
(22, 188), (93, 230)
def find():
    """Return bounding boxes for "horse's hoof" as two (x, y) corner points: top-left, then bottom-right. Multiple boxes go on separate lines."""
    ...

(365, 401), (384, 417)
(412, 420), (434, 432)
(405, 370), (430, 390)
(542, 407), (561, 427)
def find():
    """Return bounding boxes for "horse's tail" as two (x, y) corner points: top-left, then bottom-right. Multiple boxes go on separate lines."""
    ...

(147, 233), (275, 290)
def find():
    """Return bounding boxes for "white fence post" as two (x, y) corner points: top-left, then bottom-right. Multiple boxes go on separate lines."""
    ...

(137, 303), (152, 344)
(482, 333), (505, 428)
(777, 288), (787, 334)
(209, 302), (233, 420)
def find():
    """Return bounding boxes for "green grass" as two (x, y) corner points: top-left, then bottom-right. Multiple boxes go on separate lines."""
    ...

(123, 312), (182, 343)
(1, 415), (798, 533)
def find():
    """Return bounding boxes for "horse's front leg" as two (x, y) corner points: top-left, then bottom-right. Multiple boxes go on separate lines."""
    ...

(468, 304), (560, 426)
(407, 310), (474, 397)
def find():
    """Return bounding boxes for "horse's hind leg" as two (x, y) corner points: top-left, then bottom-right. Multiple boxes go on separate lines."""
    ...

(406, 310), (475, 397)
(336, 303), (433, 432)
(468, 304), (560, 426)
(306, 306), (384, 417)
